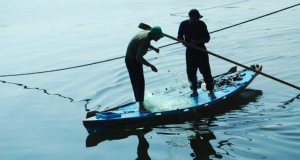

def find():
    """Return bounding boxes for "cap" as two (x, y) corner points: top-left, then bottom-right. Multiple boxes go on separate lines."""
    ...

(188, 9), (203, 18)
(150, 26), (164, 38)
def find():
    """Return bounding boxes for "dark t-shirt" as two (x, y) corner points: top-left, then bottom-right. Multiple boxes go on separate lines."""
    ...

(178, 19), (210, 49)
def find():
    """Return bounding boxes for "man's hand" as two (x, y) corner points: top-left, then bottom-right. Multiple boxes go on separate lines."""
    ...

(149, 45), (159, 54)
(150, 65), (158, 72)
(153, 48), (159, 53)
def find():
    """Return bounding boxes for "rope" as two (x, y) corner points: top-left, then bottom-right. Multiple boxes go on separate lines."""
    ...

(210, 3), (300, 34)
(0, 3), (299, 78)
(0, 56), (124, 77)
(170, 0), (250, 16)
(158, 3), (300, 49)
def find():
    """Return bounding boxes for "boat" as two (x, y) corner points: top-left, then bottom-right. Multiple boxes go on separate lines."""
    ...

(83, 64), (262, 133)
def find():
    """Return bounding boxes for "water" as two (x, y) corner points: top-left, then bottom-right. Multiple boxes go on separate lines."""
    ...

(1, 0), (300, 159)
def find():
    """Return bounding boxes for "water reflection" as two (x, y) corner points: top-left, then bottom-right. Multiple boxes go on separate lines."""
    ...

(86, 121), (221, 160)
(156, 119), (223, 159)
(189, 131), (216, 160)
(86, 127), (152, 160)
(136, 130), (151, 160)
(187, 121), (222, 160)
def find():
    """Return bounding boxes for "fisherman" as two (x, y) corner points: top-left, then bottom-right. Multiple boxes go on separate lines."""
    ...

(177, 9), (215, 97)
(125, 26), (164, 112)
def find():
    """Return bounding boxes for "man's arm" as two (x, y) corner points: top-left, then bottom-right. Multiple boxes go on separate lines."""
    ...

(202, 21), (210, 43)
(136, 55), (157, 72)
(136, 44), (158, 72)
(177, 22), (184, 40)
(178, 22), (188, 47)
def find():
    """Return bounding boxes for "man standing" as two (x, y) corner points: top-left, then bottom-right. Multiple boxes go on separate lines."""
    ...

(178, 9), (214, 97)
(125, 26), (164, 112)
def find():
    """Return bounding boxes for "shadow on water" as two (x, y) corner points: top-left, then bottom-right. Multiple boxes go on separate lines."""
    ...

(85, 89), (263, 159)
(199, 88), (263, 117)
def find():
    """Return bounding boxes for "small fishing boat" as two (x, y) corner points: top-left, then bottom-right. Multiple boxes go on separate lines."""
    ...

(83, 64), (262, 133)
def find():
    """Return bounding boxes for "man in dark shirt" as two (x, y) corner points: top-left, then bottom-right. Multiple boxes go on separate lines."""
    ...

(125, 26), (164, 112)
(178, 9), (214, 97)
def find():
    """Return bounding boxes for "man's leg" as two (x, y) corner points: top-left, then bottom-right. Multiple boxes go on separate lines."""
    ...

(125, 58), (144, 102)
(198, 54), (214, 91)
(186, 52), (199, 96)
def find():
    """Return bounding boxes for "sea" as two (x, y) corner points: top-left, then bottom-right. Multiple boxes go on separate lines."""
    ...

(1, 0), (300, 159)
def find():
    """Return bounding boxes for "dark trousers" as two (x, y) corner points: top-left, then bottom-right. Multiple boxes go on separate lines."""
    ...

(186, 47), (214, 91)
(125, 58), (145, 102)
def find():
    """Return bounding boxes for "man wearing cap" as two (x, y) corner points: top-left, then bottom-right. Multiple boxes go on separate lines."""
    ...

(178, 9), (214, 97)
(125, 26), (164, 112)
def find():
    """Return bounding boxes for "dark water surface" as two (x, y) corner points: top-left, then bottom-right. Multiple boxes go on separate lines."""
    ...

(1, 0), (300, 159)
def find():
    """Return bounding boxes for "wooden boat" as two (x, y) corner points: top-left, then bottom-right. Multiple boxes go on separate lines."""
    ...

(83, 64), (262, 133)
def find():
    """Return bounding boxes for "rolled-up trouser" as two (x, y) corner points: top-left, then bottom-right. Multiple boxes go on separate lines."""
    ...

(125, 58), (145, 102)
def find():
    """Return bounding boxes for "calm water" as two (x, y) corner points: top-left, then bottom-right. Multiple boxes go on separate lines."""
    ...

(1, 0), (300, 159)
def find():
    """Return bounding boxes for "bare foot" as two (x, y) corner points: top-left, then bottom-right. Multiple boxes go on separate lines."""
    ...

(139, 102), (150, 112)
(139, 107), (150, 113)
(190, 90), (199, 97)
(209, 90), (216, 99)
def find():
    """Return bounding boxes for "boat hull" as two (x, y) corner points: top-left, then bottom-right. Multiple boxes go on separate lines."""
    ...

(83, 65), (262, 133)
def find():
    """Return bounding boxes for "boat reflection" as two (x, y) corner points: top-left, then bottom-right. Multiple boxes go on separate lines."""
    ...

(86, 127), (152, 160)
(189, 130), (217, 159)
(86, 127), (152, 148)
(187, 121), (223, 159)
(86, 121), (221, 160)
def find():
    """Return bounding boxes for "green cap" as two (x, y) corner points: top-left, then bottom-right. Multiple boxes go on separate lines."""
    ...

(150, 26), (164, 38)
